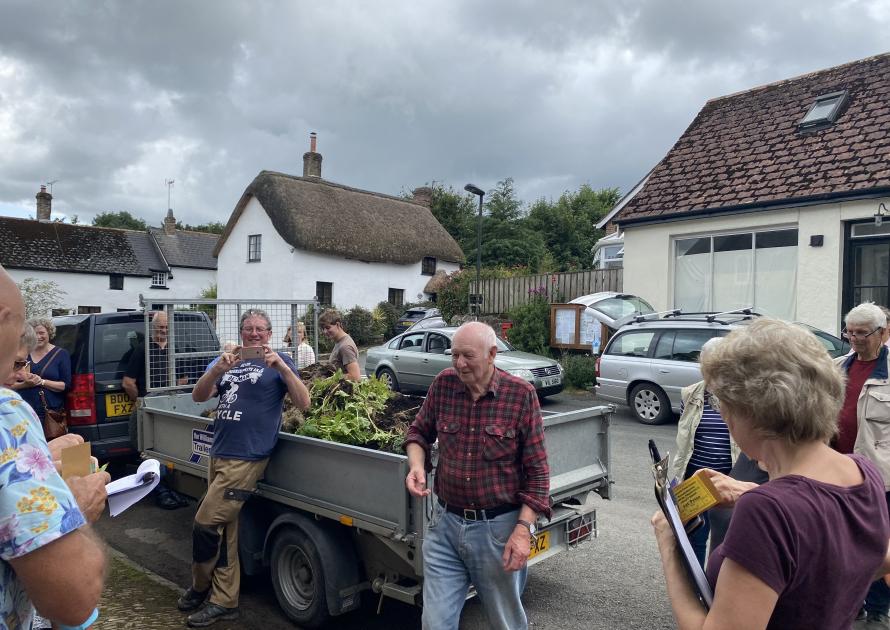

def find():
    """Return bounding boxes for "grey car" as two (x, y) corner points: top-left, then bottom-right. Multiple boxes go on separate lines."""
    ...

(595, 312), (850, 425)
(365, 327), (565, 397)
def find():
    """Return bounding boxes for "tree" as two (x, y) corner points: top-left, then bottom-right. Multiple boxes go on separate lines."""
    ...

(429, 184), (477, 253)
(177, 221), (226, 234)
(17, 278), (68, 318)
(92, 211), (147, 231)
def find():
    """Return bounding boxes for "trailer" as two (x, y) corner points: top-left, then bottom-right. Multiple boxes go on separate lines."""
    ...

(138, 394), (612, 627)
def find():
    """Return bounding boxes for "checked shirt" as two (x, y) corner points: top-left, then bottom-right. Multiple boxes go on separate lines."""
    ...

(405, 367), (550, 517)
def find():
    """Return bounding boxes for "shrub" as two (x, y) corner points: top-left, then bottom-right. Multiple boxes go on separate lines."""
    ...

(560, 354), (598, 389)
(344, 305), (376, 346)
(506, 296), (551, 356)
(373, 301), (401, 340)
(438, 270), (472, 322)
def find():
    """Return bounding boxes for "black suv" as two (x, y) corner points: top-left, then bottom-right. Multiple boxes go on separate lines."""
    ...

(53, 311), (219, 459)
(395, 307), (441, 334)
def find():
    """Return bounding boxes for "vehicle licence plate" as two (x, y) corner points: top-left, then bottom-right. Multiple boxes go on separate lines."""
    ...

(105, 393), (133, 418)
(528, 530), (551, 559)
(541, 376), (562, 387)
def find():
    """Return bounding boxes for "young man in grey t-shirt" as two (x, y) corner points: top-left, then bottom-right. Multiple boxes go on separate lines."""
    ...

(319, 309), (361, 381)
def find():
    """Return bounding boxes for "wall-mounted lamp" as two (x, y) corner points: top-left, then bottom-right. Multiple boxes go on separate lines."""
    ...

(875, 202), (889, 227)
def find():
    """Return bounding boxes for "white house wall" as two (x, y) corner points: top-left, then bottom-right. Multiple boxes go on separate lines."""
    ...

(8, 267), (217, 316)
(622, 197), (890, 335)
(217, 196), (460, 308)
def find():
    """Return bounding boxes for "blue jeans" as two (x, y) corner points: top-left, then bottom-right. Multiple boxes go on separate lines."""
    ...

(421, 502), (528, 630)
(865, 491), (890, 616)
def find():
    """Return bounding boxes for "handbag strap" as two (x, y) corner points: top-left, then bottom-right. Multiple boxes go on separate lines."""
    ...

(37, 388), (50, 413)
(36, 347), (62, 378)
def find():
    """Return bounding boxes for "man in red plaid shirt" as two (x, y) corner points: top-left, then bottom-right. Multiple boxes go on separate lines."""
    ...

(405, 321), (550, 630)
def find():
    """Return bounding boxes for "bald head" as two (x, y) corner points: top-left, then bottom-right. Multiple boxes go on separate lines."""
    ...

(0, 266), (26, 381)
(151, 311), (169, 344)
(451, 322), (498, 392)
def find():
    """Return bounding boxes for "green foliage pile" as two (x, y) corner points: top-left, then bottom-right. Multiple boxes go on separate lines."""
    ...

(506, 296), (552, 356)
(344, 306), (376, 345)
(294, 371), (410, 453)
(560, 354), (598, 389)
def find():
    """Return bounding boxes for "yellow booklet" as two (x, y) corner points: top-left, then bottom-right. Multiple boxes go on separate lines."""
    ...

(672, 474), (720, 523)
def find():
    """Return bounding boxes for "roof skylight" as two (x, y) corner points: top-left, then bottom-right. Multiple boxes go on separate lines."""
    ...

(798, 90), (848, 130)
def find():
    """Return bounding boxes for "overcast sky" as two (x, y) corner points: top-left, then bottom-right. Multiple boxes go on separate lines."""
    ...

(1, 0), (888, 225)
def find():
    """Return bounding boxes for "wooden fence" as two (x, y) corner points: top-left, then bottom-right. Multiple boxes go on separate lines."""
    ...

(469, 268), (623, 316)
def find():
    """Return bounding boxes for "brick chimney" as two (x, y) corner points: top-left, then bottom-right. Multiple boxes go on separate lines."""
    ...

(302, 132), (322, 178)
(412, 186), (433, 207)
(164, 208), (176, 235)
(36, 185), (52, 221)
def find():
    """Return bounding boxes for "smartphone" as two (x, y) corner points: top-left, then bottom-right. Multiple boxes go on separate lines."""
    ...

(239, 346), (265, 360)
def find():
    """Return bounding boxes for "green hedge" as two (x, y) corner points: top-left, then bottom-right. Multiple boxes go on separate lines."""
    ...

(506, 296), (551, 356)
(560, 354), (598, 389)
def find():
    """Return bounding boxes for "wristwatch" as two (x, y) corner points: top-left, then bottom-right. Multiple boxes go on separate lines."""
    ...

(516, 519), (536, 536)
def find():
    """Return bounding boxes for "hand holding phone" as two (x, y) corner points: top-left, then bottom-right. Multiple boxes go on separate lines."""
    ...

(239, 346), (265, 360)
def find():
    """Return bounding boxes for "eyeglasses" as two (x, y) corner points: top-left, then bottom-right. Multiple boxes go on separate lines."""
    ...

(241, 327), (271, 334)
(841, 326), (884, 340)
(13, 359), (30, 370)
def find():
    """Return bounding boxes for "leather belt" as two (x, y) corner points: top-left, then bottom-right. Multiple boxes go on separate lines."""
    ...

(437, 498), (518, 521)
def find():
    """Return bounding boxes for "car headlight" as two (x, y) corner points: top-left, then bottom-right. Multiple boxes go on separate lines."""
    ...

(556, 362), (564, 373)
(508, 369), (535, 382)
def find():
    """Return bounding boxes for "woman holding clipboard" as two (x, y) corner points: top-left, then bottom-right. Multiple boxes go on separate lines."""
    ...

(651, 319), (890, 629)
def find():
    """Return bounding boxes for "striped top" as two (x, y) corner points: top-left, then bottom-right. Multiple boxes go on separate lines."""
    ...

(686, 399), (733, 475)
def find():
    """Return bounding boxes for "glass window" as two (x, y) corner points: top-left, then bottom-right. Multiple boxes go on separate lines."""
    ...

(316, 282), (333, 307)
(427, 333), (450, 354)
(248, 234), (262, 262)
(151, 272), (167, 288)
(109, 274), (124, 290)
(388, 288), (404, 307)
(422, 257), (437, 276)
(94, 321), (143, 376)
(399, 333), (425, 351)
(851, 222), (890, 238)
(77, 305), (101, 314)
(713, 234), (753, 312)
(675, 237), (712, 312)
(653, 332), (675, 360)
(606, 331), (656, 357)
(799, 91), (847, 129)
(592, 296), (655, 319)
(671, 330), (717, 362)
(388, 337), (401, 349)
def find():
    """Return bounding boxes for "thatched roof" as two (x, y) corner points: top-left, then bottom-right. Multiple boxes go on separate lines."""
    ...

(423, 270), (451, 293)
(214, 171), (465, 265)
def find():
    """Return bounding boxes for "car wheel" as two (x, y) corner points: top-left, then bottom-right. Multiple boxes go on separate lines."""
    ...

(377, 367), (400, 392)
(629, 383), (672, 425)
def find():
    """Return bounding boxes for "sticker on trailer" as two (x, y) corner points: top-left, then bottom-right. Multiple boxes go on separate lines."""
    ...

(190, 427), (214, 463)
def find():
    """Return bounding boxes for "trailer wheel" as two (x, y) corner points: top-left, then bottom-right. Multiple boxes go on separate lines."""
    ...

(270, 528), (329, 628)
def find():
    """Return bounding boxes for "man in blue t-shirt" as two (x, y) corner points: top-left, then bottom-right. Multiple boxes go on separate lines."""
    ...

(180, 309), (310, 627)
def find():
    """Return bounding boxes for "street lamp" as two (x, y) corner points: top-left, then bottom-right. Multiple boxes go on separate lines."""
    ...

(464, 183), (485, 318)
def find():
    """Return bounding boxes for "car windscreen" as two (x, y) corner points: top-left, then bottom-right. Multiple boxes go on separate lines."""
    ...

(401, 310), (427, 320)
(592, 296), (655, 320)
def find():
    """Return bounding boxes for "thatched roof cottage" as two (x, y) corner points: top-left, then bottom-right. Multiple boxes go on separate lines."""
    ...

(214, 134), (463, 310)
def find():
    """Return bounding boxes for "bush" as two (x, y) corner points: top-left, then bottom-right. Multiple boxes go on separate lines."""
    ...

(506, 296), (551, 356)
(344, 305), (376, 346)
(560, 354), (598, 389)
(373, 301), (401, 340)
(437, 270), (472, 322)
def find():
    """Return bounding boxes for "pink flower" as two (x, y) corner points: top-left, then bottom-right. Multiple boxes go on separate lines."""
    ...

(0, 514), (19, 543)
(15, 444), (55, 481)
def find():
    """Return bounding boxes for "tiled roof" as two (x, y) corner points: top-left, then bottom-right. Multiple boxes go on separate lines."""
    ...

(616, 52), (890, 224)
(0, 217), (167, 276)
(148, 228), (219, 269)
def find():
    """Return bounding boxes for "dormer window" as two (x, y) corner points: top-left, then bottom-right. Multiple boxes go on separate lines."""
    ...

(798, 90), (848, 130)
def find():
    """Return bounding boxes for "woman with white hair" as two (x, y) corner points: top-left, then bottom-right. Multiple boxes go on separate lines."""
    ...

(834, 302), (890, 627)
(652, 318), (890, 629)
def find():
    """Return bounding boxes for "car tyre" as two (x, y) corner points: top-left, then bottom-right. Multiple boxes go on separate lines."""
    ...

(377, 367), (400, 392)
(629, 383), (672, 425)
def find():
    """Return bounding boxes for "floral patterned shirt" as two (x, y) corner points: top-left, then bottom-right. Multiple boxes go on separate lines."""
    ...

(0, 387), (86, 630)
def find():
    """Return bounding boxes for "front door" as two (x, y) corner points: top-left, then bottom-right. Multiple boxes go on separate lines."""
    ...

(844, 224), (890, 315)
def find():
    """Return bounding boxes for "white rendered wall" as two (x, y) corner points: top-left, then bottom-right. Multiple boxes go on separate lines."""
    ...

(7, 266), (218, 316)
(217, 197), (460, 308)
(622, 197), (890, 336)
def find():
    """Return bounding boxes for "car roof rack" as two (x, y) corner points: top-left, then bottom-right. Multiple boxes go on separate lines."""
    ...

(615, 307), (764, 328)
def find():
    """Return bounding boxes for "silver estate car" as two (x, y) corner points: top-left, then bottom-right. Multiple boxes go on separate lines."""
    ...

(595, 312), (850, 425)
(365, 327), (564, 397)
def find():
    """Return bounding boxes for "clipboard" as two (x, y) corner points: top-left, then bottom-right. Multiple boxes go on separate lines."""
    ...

(650, 439), (714, 609)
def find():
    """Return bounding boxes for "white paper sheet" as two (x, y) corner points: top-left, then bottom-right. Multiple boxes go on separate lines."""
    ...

(106, 458), (161, 517)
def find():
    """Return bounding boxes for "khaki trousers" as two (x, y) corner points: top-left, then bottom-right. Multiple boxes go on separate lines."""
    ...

(191, 457), (268, 608)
